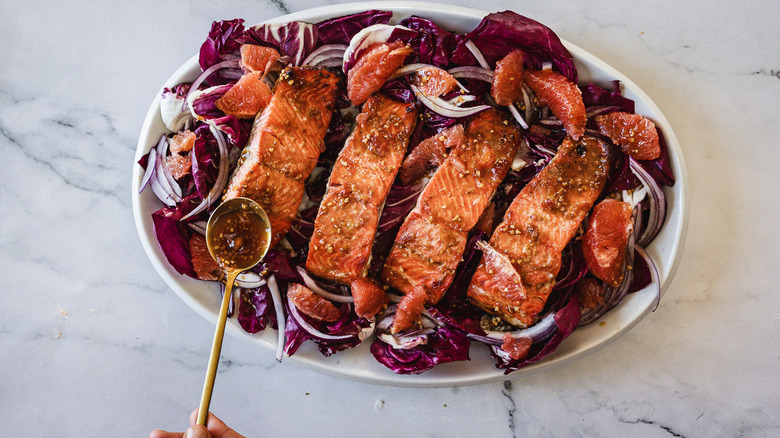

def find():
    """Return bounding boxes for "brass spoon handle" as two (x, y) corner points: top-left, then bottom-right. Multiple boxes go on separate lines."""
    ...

(197, 268), (240, 426)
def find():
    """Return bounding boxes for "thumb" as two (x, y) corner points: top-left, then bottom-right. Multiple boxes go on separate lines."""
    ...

(184, 425), (211, 438)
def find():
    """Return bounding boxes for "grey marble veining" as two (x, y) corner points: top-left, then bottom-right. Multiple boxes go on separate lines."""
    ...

(1, 0), (779, 437)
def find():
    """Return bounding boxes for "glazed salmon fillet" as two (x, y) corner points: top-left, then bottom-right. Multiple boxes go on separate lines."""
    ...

(382, 109), (521, 331)
(306, 94), (417, 284)
(467, 136), (610, 328)
(224, 67), (341, 247)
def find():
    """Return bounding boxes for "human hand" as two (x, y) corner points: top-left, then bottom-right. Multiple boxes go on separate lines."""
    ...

(150, 409), (245, 438)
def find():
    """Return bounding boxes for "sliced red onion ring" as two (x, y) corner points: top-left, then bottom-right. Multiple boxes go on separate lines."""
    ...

(139, 148), (157, 194)
(302, 44), (347, 67)
(538, 117), (563, 127)
(266, 275), (286, 362)
(464, 39), (490, 69)
(629, 157), (666, 247)
(411, 84), (491, 118)
(181, 125), (230, 220)
(286, 296), (354, 341)
(183, 59), (240, 111)
(235, 271), (266, 289)
(635, 245), (661, 311)
(522, 85), (533, 120)
(375, 305), (440, 349)
(508, 103), (529, 129)
(389, 62), (434, 79)
(186, 220), (207, 236)
(465, 313), (558, 346)
(150, 173), (176, 207)
(343, 24), (413, 73)
(151, 136), (181, 205)
(448, 66), (494, 83)
(445, 94), (477, 106)
(586, 105), (622, 118)
(156, 135), (183, 199)
(295, 267), (354, 303)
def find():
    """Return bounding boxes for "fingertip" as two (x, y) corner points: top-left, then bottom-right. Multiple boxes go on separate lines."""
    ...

(184, 425), (211, 438)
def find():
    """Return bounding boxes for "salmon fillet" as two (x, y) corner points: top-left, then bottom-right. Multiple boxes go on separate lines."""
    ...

(467, 136), (610, 327)
(381, 109), (521, 331)
(306, 94), (417, 284)
(224, 67), (341, 247)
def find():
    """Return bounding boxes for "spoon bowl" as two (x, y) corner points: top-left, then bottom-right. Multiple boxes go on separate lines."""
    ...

(197, 197), (270, 425)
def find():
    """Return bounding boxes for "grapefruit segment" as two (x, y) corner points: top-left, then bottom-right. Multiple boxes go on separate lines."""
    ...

(350, 278), (389, 318)
(240, 44), (280, 73)
(491, 50), (525, 106)
(215, 71), (272, 119)
(594, 111), (661, 160)
(288, 283), (342, 322)
(189, 234), (220, 281)
(581, 198), (634, 287)
(525, 68), (586, 140)
(347, 41), (412, 106)
(410, 65), (459, 97)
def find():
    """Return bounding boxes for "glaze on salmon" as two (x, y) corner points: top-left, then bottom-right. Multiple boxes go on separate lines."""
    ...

(224, 67), (341, 247)
(467, 136), (610, 328)
(382, 109), (521, 332)
(306, 93), (417, 284)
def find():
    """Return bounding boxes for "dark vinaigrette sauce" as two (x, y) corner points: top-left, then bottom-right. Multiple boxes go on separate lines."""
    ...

(207, 201), (270, 269)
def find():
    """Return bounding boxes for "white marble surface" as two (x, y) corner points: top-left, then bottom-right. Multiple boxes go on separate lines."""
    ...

(1, 0), (778, 436)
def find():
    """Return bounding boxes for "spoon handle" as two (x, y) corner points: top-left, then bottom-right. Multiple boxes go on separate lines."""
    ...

(197, 269), (240, 426)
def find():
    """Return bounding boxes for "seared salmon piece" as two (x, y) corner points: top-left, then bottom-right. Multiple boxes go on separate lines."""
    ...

(381, 109), (521, 332)
(306, 186), (378, 284)
(467, 136), (610, 328)
(393, 211), (467, 274)
(381, 244), (457, 300)
(418, 111), (520, 232)
(306, 94), (417, 284)
(224, 67), (341, 247)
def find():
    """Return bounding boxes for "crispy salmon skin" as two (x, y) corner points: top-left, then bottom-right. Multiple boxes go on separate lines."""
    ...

(224, 67), (341, 247)
(467, 136), (610, 327)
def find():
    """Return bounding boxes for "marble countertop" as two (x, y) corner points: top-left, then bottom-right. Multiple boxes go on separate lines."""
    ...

(2, 0), (778, 436)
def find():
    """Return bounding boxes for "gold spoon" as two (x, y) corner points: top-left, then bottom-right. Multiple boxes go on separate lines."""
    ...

(197, 197), (270, 426)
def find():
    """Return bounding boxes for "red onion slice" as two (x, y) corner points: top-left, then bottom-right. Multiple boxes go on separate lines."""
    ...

(508, 103), (529, 129)
(139, 149), (157, 194)
(448, 66), (494, 83)
(295, 267), (354, 303)
(155, 135), (183, 199)
(629, 157), (666, 247)
(464, 39), (490, 69)
(266, 275), (286, 362)
(411, 84), (491, 118)
(389, 62), (434, 79)
(235, 271), (266, 289)
(286, 296), (354, 341)
(183, 59), (240, 111)
(302, 44), (347, 67)
(635, 245), (661, 311)
(465, 313), (558, 346)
